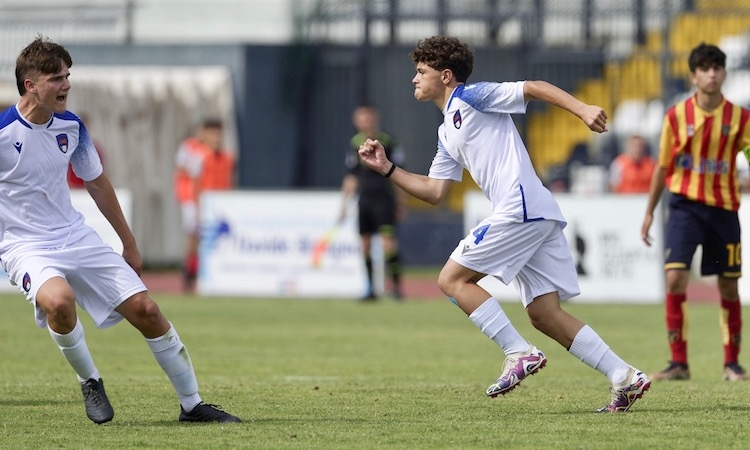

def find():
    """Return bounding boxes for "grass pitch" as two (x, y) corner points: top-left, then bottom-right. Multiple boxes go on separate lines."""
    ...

(1, 292), (749, 449)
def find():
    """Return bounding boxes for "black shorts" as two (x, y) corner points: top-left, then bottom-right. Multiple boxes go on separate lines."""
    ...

(664, 194), (741, 278)
(358, 195), (396, 235)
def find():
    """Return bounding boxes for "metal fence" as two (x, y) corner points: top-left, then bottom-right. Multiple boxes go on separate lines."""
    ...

(297, 0), (685, 49)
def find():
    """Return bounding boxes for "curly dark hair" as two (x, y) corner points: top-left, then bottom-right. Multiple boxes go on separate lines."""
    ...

(409, 36), (474, 83)
(688, 43), (726, 72)
(15, 35), (73, 95)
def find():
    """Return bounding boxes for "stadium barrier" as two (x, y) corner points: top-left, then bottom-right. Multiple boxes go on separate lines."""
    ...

(197, 191), (377, 298)
(6, 190), (750, 304)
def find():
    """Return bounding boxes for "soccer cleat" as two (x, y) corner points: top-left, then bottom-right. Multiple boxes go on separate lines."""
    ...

(179, 402), (242, 423)
(650, 361), (690, 381)
(595, 367), (651, 413)
(723, 363), (749, 381)
(81, 378), (114, 424)
(485, 345), (547, 398)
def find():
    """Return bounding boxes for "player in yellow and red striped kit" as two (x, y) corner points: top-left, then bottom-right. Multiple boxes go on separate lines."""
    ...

(642, 43), (750, 382)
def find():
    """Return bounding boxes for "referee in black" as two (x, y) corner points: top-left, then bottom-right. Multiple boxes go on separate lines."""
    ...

(339, 104), (406, 300)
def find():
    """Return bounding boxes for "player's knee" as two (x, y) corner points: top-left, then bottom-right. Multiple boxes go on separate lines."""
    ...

(525, 294), (560, 332)
(718, 278), (739, 300)
(436, 270), (456, 297)
(137, 297), (163, 321)
(665, 269), (689, 293)
(42, 294), (77, 325)
(120, 293), (164, 323)
(37, 284), (76, 319)
(526, 308), (545, 330)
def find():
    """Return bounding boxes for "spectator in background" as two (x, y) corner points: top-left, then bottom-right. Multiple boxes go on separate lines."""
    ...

(173, 118), (235, 294)
(641, 43), (750, 382)
(339, 104), (406, 300)
(608, 134), (655, 193)
(67, 113), (105, 189)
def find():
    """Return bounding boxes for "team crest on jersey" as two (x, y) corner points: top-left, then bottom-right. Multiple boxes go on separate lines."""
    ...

(453, 110), (462, 129)
(722, 124), (730, 136)
(686, 124), (694, 137)
(22, 272), (31, 293)
(56, 134), (69, 153)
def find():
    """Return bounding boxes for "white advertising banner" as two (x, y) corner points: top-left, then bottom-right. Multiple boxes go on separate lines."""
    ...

(464, 192), (665, 303)
(738, 203), (750, 303)
(0, 189), (132, 293)
(198, 191), (371, 298)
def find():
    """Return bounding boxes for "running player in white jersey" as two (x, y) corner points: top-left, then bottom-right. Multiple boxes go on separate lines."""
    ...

(0, 36), (240, 424)
(358, 35), (650, 412)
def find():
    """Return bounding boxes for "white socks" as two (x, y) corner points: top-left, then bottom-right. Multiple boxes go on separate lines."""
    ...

(569, 325), (629, 384)
(48, 318), (99, 383)
(146, 324), (202, 411)
(469, 298), (530, 355)
(469, 302), (631, 385)
(50, 319), (203, 411)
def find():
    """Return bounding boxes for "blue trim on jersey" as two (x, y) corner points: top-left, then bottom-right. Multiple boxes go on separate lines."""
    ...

(55, 110), (80, 121)
(520, 184), (545, 222)
(0, 106), (27, 130)
(446, 85), (465, 111)
(52, 111), (82, 129)
(452, 82), (500, 113)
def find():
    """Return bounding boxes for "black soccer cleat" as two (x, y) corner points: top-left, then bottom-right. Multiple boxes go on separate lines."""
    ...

(179, 402), (242, 423)
(81, 378), (114, 424)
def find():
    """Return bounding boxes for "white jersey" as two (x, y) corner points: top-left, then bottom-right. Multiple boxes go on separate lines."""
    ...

(428, 81), (566, 225)
(0, 104), (103, 261)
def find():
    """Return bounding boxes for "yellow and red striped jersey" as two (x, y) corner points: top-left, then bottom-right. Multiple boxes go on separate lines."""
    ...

(658, 95), (750, 211)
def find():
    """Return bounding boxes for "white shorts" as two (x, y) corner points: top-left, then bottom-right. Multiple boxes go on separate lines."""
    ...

(3, 232), (147, 329)
(181, 201), (199, 234)
(449, 218), (580, 307)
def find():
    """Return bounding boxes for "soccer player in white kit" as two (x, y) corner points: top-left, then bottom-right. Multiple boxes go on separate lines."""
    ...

(358, 36), (650, 412)
(0, 36), (241, 424)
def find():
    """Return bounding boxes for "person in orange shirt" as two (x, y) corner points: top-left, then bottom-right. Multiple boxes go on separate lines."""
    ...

(608, 134), (655, 193)
(174, 118), (235, 293)
(641, 43), (750, 382)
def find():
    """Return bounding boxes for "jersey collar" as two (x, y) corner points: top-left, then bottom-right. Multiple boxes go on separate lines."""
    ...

(444, 85), (465, 112)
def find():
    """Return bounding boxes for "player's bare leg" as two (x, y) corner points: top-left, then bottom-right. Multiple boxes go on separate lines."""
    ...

(116, 293), (241, 422)
(182, 231), (200, 294)
(380, 229), (403, 300)
(438, 260), (544, 396)
(37, 277), (113, 424)
(526, 292), (650, 412)
(359, 233), (377, 301)
(525, 292), (583, 347)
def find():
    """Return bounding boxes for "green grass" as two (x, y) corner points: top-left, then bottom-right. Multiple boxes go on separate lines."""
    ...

(1, 293), (750, 449)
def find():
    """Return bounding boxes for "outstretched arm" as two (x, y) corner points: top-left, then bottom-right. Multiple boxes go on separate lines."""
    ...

(524, 80), (608, 133)
(358, 139), (453, 205)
